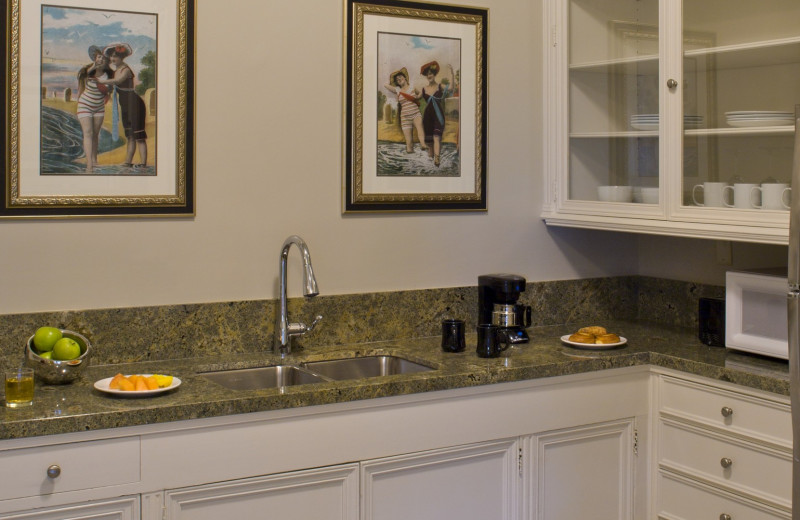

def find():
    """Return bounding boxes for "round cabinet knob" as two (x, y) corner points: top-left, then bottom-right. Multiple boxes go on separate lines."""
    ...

(721, 406), (734, 417)
(720, 457), (733, 469)
(667, 78), (679, 89)
(46, 464), (61, 479)
(720, 514), (732, 520)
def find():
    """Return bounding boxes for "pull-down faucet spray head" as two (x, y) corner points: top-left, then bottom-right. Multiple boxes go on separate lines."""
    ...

(298, 243), (319, 298)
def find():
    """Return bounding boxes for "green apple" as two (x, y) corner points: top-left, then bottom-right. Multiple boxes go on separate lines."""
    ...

(33, 326), (62, 353)
(52, 337), (81, 360)
(38, 351), (53, 360)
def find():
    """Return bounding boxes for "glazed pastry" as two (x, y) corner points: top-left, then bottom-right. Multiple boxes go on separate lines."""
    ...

(595, 333), (621, 344)
(579, 326), (607, 335)
(568, 332), (596, 344)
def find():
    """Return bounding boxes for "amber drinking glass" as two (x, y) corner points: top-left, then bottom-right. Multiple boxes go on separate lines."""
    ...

(5, 367), (34, 408)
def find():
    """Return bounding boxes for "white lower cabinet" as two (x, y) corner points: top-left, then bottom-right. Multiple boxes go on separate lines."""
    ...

(156, 419), (638, 520)
(4, 366), (794, 520)
(0, 497), (139, 520)
(654, 373), (792, 519)
(0, 370), (652, 520)
(157, 439), (519, 520)
(526, 419), (637, 520)
(132, 369), (650, 520)
(159, 464), (358, 520)
(0, 435), (142, 519)
(361, 439), (519, 520)
(11, 368), (756, 519)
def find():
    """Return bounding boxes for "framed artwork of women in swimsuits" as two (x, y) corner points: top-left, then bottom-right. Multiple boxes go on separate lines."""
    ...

(344, 0), (487, 212)
(1, 0), (195, 218)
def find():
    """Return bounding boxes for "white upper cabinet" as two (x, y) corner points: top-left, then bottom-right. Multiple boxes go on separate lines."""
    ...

(542, 0), (800, 244)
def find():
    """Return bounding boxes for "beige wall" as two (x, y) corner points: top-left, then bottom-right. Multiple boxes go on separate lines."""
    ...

(637, 236), (787, 281)
(0, 0), (783, 316)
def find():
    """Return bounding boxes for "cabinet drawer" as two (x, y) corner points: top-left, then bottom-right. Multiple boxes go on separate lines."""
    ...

(658, 471), (790, 520)
(0, 496), (140, 519)
(659, 376), (791, 444)
(659, 419), (791, 506)
(0, 437), (140, 501)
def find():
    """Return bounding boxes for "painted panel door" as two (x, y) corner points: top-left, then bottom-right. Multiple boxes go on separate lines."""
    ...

(163, 464), (358, 520)
(361, 439), (519, 520)
(527, 419), (636, 520)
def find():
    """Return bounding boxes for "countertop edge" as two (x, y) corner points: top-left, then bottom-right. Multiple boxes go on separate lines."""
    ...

(1, 322), (791, 441)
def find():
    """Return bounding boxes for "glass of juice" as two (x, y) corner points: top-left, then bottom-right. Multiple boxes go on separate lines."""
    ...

(5, 367), (34, 408)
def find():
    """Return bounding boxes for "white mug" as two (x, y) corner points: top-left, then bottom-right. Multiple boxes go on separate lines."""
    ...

(597, 185), (633, 203)
(753, 183), (791, 210)
(722, 183), (759, 209)
(640, 187), (659, 204)
(692, 182), (729, 207)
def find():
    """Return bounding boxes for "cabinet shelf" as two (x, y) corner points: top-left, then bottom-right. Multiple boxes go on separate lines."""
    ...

(570, 37), (800, 75)
(570, 126), (795, 139)
(688, 126), (795, 136)
(570, 131), (657, 138)
(570, 55), (658, 75)
(685, 37), (800, 71)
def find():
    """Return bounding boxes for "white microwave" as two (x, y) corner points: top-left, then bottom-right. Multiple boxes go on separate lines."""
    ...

(725, 270), (788, 360)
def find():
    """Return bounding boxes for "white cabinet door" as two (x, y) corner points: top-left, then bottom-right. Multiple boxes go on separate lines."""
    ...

(162, 464), (358, 520)
(526, 419), (636, 520)
(0, 497), (139, 520)
(361, 439), (519, 520)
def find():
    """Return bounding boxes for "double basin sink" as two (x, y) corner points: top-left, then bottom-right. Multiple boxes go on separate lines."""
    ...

(200, 355), (435, 391)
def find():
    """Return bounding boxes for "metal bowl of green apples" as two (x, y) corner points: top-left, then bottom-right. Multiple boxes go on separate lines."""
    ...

(25, 328), (92, 384)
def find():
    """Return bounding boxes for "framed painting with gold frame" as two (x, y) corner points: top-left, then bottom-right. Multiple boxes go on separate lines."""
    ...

(344, 0), (487, 212)
(1, 0), (195, 218)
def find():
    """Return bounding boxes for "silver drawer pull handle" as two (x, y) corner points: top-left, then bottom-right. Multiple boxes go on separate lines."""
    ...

(667, 78), (678, 89)
(46, 465), (61, 479)
(720, 457), (733, 469)
(720, 514), (732, 520)
(721, 406), (733, 417)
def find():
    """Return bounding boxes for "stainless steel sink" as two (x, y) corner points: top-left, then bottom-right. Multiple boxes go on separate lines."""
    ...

(300, 355), (434, 381)
(200, 355), (435, 390)
(200, 365), (326, 390)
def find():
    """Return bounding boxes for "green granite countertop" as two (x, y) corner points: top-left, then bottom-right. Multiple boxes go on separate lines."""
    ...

(0, 320), (789, 441)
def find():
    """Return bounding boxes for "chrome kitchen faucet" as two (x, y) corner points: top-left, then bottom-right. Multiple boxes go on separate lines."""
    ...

(274, 235), (322, 356)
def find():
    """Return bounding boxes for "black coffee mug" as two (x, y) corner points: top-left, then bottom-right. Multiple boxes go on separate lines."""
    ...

(441, 319), (466, 352)
(476, 324), (511, 358)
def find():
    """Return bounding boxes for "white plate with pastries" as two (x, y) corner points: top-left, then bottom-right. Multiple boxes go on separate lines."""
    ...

(560, 335), (627, 350)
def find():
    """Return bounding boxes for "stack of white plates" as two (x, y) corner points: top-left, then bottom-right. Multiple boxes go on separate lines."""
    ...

(683, 115), (703, 129)
(725, 111), (794, 128)
(630, 114), (658, 131)
(630, 114), (703, 131)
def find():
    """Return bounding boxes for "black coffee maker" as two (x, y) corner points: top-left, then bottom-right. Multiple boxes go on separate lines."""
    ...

(478, 274), (532, 344)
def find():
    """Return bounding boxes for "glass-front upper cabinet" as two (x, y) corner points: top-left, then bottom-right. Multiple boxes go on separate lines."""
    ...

(543, 0), (800, 244)
(675, 0), (800, 219)
(566, 0), (661, 208)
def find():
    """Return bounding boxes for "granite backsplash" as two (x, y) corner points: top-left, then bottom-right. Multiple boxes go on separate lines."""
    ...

(0, 276), (724, 371)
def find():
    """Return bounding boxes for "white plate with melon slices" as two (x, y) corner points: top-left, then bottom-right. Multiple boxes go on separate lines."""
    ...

(560, 335), (627, 350)
(94, 374), (181, 397)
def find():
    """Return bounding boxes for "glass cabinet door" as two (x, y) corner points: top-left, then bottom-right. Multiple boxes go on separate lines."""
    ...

(568, 0), (661, 204)
(680, 0), (800, 213)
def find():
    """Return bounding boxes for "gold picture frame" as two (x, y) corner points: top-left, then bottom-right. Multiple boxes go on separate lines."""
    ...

(344, 0), (488, 212)
(1, 0), (195, 218)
